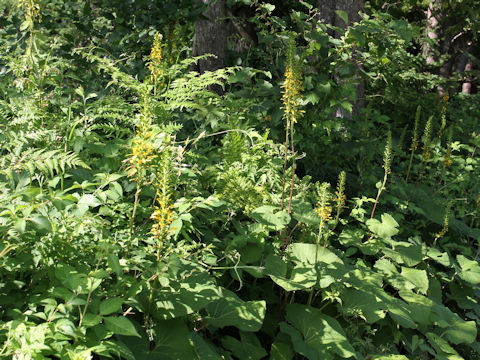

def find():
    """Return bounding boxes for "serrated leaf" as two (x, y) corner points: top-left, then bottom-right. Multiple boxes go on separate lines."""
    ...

(366, 213), (399, 240)
(55, 319), (77, 339)
(107, 254), (122, 275)
(29, 215), (52, 233)
(104, 316), (140, 337)
(78, 194), (102, 208)
(401, 267), (428, 294)
(100, 298), (123, 315)
(82, 313), (102, 327)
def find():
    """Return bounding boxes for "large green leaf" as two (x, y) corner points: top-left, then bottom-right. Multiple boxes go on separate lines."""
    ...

(457, 255), (480, 285)
(366, 213), (399, 240)
(398, 290), (434, 326)
(287, 243), (342, 265)
(250, 205), (290, 231)
(280, 322), (332, 360)
(285, 304), (356, 358)
(341, 288), (387, 323)
(155, 272), (221, 319)
(120, 319), (196, 360)
(383, 241), (424, 266)
(387, 298), (416, 329)
(339, 228), (383, 255)
(267, 247), (347, 291)
(206, 290), (266, 332)
(270, 340), (295, 360)
(400, 267), (428, 294)
(425, 332), (463, 360)
(221, 332), (267, 360)
(291, 199), (319, 226)
(444, 319), (477, 345)
(191, 332), (223, 360)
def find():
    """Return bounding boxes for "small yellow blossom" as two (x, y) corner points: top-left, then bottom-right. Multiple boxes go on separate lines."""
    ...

(151, 196), (174, 239)
(18, 0), (41, 23)
(281, 37), (304, 125)
(149, 33), (163, 82)
(315, 205), (332, 223)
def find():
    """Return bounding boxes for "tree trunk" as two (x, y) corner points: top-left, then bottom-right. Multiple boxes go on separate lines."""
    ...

(423, 0), (441, 65)
(462, 57), (473, 94)
(192, 0), (227, 93)
(316, 0), (365, 117)
(423, 0), (454, 96)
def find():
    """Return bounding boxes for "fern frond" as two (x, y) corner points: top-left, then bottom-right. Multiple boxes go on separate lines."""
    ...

(1, 148), (90, 178)
(163, 67), (236, 111)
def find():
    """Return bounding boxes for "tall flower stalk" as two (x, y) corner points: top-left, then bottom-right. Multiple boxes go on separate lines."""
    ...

(280, 35), (304, 249)
(406, 105), (421, 182)
(315, 183), (332, 249)
(371, 131), (392, 219)
(418, 115), (434, 182)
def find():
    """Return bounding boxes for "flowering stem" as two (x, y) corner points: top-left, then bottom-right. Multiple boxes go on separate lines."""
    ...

(287, 124), (295, 215)
(371, 172), (387, 219)
(129, 183), (141, 239)
(405, 148), (415, 182)
(281, 122), (290, 212)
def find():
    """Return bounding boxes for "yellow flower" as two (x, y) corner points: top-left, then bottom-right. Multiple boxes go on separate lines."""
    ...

(18, 0), (41, 23)
(315, 205), (332, 223)
(149, 33), (163, 82)
(281, 66), (304, 124)
(151, 195), (174, 239)
(281, 37), (304, 125)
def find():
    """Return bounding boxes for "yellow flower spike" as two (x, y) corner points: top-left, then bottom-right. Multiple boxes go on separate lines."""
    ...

(281, 37), (304, 125)
(149, 32), (164, 82)
(435, 201), (452, 241)
(19, 0), (41, 23)
(315, 182), (333, 248)
(422, 116), (434, 162)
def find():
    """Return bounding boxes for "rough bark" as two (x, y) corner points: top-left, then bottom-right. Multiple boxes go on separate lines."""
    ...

(192, 0), (227, 76)
(462, 57), (473, 94)
(423, 0), (442, 65)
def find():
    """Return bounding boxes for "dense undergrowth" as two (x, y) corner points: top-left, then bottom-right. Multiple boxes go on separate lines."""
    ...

(0, 1), (479, 359)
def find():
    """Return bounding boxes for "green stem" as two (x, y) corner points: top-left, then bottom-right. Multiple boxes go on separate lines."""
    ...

(371, 172), (388, 219)
(405, 148), (415, 182)
(129, 184), (141, 239)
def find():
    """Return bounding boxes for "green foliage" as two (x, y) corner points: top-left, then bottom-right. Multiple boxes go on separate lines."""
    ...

(0, 1), (479, 359)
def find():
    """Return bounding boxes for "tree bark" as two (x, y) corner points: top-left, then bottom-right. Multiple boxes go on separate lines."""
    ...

(462, 57), (473, 94)
(423, 0), (441, 65)
(192, 0), (227, 90)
